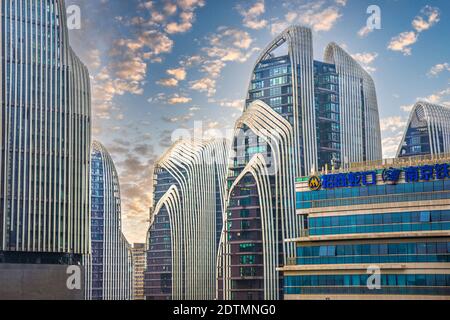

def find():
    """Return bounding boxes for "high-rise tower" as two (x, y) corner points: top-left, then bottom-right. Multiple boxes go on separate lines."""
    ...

(218, 26), (382, 300)
(0, 0), (91, 265)
(85, 141), (133, 300)
(144, 139), (228, 300)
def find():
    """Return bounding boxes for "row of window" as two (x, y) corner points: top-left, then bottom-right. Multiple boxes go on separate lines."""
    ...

(285, 274), (450, 288)
(299, 190), (450, 209)
(299, 242), (450, 258)
(309, 222), (450, 235)
(285, 286), (450, 296)
(309, 210), (450, 229)
(251, 76), (291, 90)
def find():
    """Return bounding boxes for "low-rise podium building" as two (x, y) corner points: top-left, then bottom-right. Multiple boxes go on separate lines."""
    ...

(281, 154), (450, 300)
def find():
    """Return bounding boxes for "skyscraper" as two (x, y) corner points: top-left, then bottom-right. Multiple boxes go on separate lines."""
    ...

(218, 25), (382, 300)
(132, 243), (146, 300)
(0, 0), (91, 298)
(144, 139), (228, 300)
(85, 141), (133, 300)
(397, 101), (450, 157)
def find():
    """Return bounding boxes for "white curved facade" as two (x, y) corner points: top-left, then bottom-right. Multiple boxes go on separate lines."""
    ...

(144, 139), (228, 300)
(85, 141), (133, 300)
(219, 100), (298, 300)
(324, 43), (382, 163)
(397, 101), (450, 157)
(220, 25), (382, 300)
(0, 0), (91, 259)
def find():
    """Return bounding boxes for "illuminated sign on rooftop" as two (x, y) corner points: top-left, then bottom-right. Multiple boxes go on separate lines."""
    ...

(308, 163), (450, 191)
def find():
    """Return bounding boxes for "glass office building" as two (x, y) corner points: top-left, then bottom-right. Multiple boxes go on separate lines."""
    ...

(0, 0), (91, 264)
(282, 154), (450, 300)
(218, 25), (382, 300)
(85, 141), (133, 300)
(144, 139), (228, 300)
(398, 101), (450, 158)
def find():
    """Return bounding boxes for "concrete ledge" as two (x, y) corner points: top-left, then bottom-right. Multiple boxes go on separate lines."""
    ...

(0, 264), (85, 300)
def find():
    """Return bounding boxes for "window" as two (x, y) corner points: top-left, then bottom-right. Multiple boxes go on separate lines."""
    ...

(269, 97), (282, 106)
(252, 81), (264, 90)
(240, 255), (256, 264)
(270, 76), (288, 86)
(241, 221), (251, 230)
(420, 211), (431, 222)
(240, 210), (250, 218)
(319, 246), (336, 256)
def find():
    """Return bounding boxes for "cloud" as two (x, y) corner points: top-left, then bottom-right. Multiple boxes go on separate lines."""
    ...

(213, 98), (245, 111)
(236, 1), (268, 30)
(400, 86), (450, 114)
(400, 104), (415, 113)
(427, 62), (450, 77)
(162, 112), (195, 123)
(380, 116), (408, 158)
(388, 6), (440, 56)
(99, 134), (158, 244)
(419, 87), (450, 105)
(167, 93), (192, 104)
(380, 116), (407, 134)
(167, 67), (187, 80)
(382, 134), (403, 159)
(189, 77), (216, 96)
(271, 1), (343, 35)
(351, 52), (378, 73)
(188, 27), (259, 97)
(357, 25), (373, 38)
(335, 0), (347, 6)
(387, 31), (418, 56)
(412, 6), (440, 32)
(157, 66), (187, 87)
(157, 78), (179, 87)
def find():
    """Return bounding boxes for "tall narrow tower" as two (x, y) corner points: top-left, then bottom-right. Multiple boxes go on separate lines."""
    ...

(85, 141), (133, 300)
(144, 139), (229, 300)
(0, 0), (91, 264)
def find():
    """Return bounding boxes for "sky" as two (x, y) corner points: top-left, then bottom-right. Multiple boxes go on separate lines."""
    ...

(66, 0), (450, 244)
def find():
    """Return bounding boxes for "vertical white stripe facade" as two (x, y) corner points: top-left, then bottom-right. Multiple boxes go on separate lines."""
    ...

(397, 101), (450, 157)
(324, 43), (382, 164)
(147, 139), (228, 300)
(1, 0), (91, 255)
(219, 100), (298, 300)
(85, 141), (133, 300)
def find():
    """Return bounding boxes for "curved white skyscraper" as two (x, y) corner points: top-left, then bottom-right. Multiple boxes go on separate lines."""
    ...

(324, 43), (382, 163)
(1, 0), (91, 263)
(85, 141), (133, 300)
(398, 101), (450, 157)
(219, 25), (382, 300)
(144, 139), (228, 300)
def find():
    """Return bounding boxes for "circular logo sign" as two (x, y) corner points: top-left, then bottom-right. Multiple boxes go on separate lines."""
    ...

(382, 167), (401, 185)
(308, 176), (322, 191)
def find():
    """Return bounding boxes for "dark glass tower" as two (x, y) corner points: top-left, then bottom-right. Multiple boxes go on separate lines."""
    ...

(397, 101), (450, 157)
(85, 141), (133, 300)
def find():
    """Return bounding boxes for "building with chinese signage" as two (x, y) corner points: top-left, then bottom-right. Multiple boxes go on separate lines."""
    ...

(280, 154), (450, 300)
